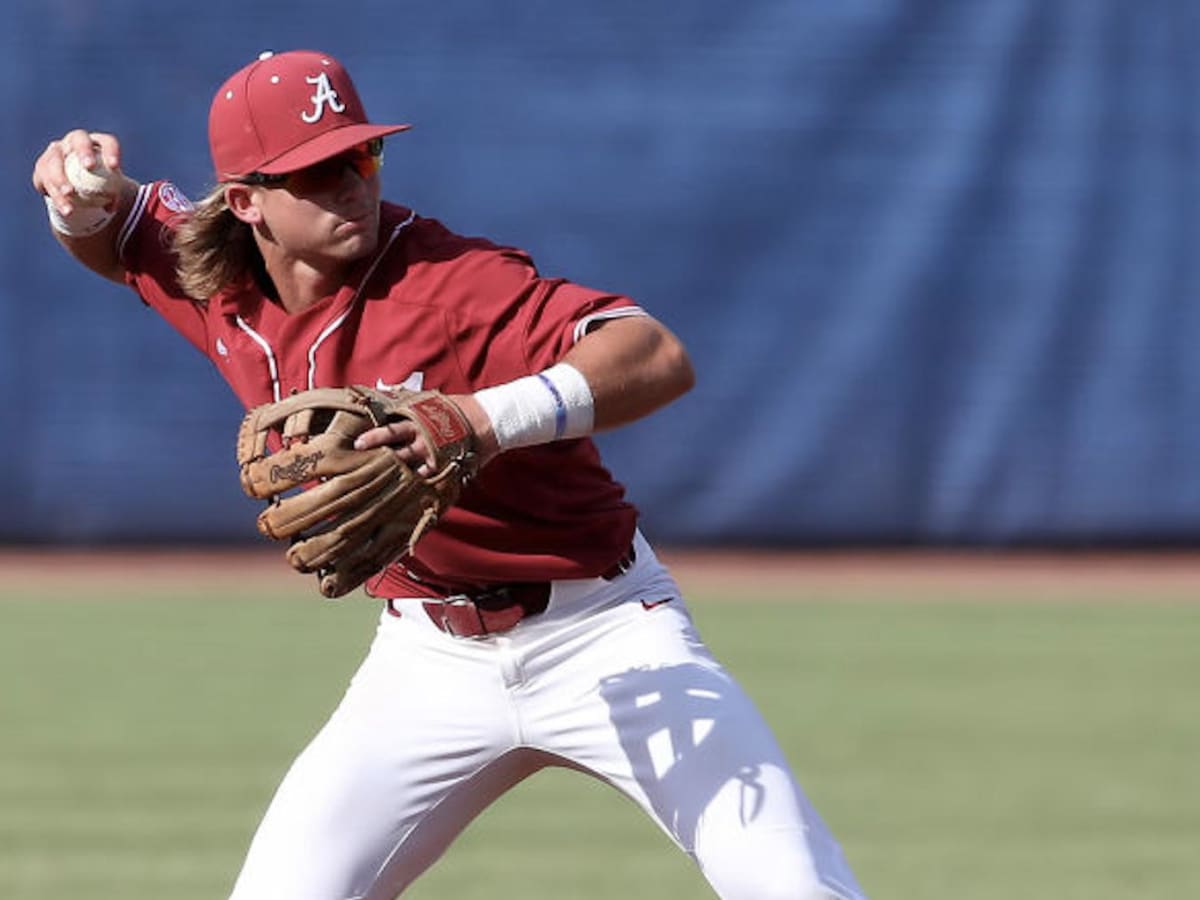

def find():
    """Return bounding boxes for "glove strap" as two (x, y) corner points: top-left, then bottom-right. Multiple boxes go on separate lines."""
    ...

(404, 394), (472, 450)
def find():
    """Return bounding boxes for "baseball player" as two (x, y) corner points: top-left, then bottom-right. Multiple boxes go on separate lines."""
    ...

(31, 49), (868, 900)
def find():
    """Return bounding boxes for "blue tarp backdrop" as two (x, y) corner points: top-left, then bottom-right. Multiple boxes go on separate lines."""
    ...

(3, 1), (1199, 545)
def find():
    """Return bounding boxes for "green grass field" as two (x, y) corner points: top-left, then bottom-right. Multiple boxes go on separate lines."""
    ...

(1, 571), (1198, 898)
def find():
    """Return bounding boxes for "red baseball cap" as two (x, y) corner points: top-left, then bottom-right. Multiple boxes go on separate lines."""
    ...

(209, 50), (411, 182)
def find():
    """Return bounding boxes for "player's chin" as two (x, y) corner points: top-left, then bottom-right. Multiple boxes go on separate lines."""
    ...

(331, 222), (380, 257)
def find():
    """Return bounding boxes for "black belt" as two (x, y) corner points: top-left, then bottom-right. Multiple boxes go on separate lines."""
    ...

(387, 543), (637, 638)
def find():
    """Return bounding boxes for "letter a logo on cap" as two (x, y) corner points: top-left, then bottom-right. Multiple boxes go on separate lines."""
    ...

(209, 50), (411, 181)
(301, 72), (347, 123)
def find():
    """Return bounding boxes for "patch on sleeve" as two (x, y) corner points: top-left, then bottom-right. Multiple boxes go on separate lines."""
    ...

(158, 182), (194, 213)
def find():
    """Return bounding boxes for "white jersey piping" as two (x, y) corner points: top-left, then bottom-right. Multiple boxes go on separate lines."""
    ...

(115, 183), (154, 261)
(572, 306), (647, 345)
(235, 318), (282, 402)
(305, 210), (416, 389)
(234, 210), (418, 401)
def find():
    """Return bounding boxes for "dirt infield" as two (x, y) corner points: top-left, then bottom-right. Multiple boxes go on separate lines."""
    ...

(660, 547), (1200, 599)
(1, 546), (1198, 601)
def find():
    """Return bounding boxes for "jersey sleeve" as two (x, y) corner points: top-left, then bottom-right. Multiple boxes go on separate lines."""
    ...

(458, 247), (646, 373)
(116, 181), (209, 353)
(429, 235), (646, 384)
(520, 274), (647, 370)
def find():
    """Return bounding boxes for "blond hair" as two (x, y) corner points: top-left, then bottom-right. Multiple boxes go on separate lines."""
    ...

(173, 185), (259, 301)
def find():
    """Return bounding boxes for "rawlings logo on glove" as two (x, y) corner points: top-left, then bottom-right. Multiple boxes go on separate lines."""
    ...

(270, 450), (326, 484)
(236, 386), (477, 598)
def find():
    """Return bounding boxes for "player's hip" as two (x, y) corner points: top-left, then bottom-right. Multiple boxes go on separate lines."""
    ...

(380, 528), (684, 641)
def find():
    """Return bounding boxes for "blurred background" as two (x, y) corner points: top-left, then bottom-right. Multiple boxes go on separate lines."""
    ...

(5, 6), (1200, 898)
(4, 0), (1200, 549)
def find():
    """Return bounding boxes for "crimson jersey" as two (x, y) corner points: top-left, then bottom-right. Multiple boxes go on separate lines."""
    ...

(118, 181), (643, 592)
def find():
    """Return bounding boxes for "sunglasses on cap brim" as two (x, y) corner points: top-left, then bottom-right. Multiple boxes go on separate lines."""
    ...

(238, 138), (384, 192)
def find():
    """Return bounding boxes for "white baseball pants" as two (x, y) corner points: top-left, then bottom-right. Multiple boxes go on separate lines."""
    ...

(227, 533), (867, 900)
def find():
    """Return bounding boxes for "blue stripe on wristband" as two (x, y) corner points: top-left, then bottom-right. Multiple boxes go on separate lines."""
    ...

(537, 372), (568, 439)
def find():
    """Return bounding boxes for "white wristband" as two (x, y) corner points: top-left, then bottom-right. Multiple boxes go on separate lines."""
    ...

(474, 363), (595, 451)
(44, 193), (115, 237)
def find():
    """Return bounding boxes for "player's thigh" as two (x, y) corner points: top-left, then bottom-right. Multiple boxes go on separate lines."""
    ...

(538, 600), (866, 899)
(227, 618), (516, 900)
(528, 597), (787, 838)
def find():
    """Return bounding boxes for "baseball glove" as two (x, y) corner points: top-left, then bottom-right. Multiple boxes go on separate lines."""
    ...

(235, 386), (477, 598)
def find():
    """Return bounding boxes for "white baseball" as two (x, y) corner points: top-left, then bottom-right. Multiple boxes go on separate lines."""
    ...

(64, 151), (120, 206)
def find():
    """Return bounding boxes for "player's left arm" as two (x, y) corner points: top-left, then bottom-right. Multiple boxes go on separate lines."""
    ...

(357, 315), (694, 472)
(556, 315), (695, 431)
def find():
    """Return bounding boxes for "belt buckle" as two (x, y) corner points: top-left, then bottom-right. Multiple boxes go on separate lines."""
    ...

(438, 593), (489, 639)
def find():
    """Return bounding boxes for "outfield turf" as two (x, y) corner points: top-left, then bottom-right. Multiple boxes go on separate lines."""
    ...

(1, 568), (1197, 899)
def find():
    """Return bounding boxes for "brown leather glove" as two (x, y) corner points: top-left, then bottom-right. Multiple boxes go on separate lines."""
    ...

(236, 386), (477, 598)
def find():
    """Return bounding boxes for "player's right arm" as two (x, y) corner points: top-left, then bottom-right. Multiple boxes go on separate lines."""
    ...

(32, 129), (140, 285)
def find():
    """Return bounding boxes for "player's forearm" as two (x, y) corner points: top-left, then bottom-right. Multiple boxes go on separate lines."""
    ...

(47, 178), (139, 284)
(464, 316), (693, 454)
(465, 316), (694, 452)
(360, 316), (694, 469)
(561, 315), (695, 432)
(463, 316), (696, 458)
(34, 130), (137, 284)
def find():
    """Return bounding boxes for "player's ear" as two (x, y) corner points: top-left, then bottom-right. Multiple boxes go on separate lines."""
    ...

(225, 184), (264, 225)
